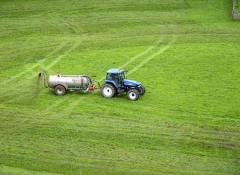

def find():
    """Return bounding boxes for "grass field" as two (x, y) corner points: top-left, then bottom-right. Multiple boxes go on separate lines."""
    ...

(237, 0), (240, 13)
(1, 0), (240, 174)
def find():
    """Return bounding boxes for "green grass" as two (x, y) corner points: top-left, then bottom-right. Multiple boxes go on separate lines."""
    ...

(1, 0), (240, 174)
(237, 0), (240, 13)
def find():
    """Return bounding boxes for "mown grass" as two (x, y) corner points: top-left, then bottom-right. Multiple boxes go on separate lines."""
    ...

(0, 0), (240, 175)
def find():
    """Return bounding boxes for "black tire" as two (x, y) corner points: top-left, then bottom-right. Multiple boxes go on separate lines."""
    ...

(54, 85), (66, 96)
(127, 89), (139, 101)
(139, 84), (145, 95)
(101, 83), (116, 98)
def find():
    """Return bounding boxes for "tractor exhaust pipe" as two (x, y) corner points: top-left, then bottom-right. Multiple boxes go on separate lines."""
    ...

(38, 70), (48, 88)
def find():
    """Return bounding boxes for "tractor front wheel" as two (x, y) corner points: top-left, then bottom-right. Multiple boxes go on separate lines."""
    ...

(101, 83), (116, 98)
(54, 85), (66, 96)
(127, 89), (139, 101)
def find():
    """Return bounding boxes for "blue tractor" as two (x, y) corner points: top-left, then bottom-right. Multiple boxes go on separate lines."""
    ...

(100, 68), (145, 100)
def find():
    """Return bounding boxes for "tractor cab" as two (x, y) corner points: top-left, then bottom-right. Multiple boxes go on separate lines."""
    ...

(104, 68), (142, 88)
(105, 68), (125, 88)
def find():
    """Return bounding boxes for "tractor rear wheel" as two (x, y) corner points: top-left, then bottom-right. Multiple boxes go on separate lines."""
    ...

(101, 83), (116, 98)
(127, 89), (139, 101)
(54, 85), (66, 96)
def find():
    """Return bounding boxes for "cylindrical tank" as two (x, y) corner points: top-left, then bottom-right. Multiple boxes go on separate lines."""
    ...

(48, 74), (90, 90)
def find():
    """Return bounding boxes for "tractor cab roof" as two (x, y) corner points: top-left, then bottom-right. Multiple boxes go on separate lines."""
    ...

(107, 68), (125, 74)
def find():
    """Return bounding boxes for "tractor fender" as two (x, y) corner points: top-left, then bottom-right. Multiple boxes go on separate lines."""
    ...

(126, 85), (142, 94)
(104, 80), (118, 89)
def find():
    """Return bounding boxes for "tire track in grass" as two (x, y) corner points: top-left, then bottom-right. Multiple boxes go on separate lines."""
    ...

(61, 96), (87, 113)
(1, 39), (70, 85)
(120, 36), (166, 69)
(42, 38), (82, 72)
(1, 15), (83, 83)
(3, 38), (82, 104)
(0, 79), (38, 105)
(2, 151), (169, 175)
(27, 38), (82, 79)
(0, 39), (69, 101)
(7, 30), (83, 105)
(168, 122), (188, 148)
(43, 89), (87, 113)
(97, 33), (167, 82)
(43, 98), (68, 113)
(128, 35), (178, 76)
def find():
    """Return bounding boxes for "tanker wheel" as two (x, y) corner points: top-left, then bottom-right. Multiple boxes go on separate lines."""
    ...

(139, 84), (146, 95)
(54, 85), (66, 96)
(101, 83), (116, 98)
(127, 89), (139, 101)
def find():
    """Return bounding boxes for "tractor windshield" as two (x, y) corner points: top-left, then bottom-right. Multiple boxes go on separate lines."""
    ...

(106, 72), (125, 80)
